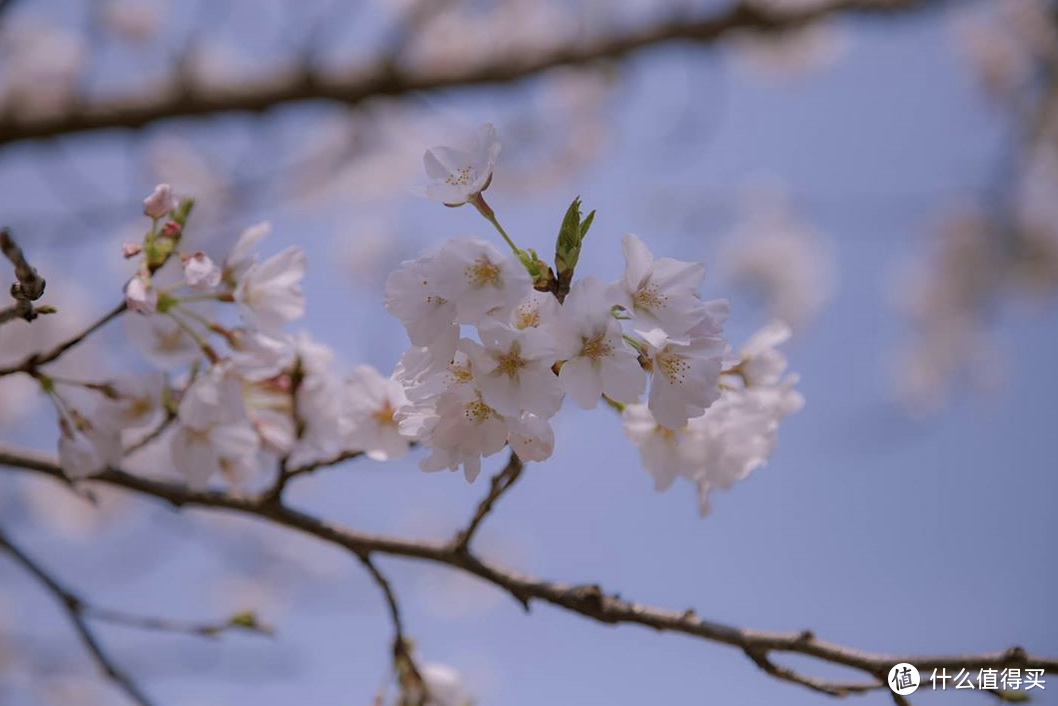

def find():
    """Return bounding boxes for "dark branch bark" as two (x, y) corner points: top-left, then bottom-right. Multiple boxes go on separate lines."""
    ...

(1, 443), (1053, 700)
(1, 228), (49, 326)
(0, 0), (946, 147)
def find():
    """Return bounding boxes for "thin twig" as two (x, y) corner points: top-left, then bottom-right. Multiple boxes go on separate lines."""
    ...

(0, 525), (156, 706)
(0, 301), (126, 378)
(452, 451), (523, 554)
(744, 645), (882, 696)
(84, 606), (273, 638)
(1, 444), (1053, 701)
(354, 552), (426, 704)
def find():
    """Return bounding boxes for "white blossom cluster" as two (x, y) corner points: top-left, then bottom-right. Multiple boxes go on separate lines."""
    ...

(384, 124), (804, 509)
(51, 123), (803, 516)
(56, 189), (410, 486)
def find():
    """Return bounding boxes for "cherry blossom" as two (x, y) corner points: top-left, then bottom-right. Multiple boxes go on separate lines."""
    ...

(506, 411), (555, 463)
(420, 123), (501, 206)
(420, 663), (473, 706)
(223, 221), (272, 284)
(509, 288), (561, 333)
(233, 246), (308, 331)
(182, 252), (221, 291)
(622, 322), (803, 513)
(142, 183), (176, 219)
(416, 387), (508, 482)
(95, 372), (166, 434)
(124, 272), (157, 315)
(464, 323), (562, 417)
(125, 309), (199, 368)
(554, 276), (644, 409)
(609, 233), (712, 336)
(343, 365), (412, 461)
(58, 425), (122, 479)
(641, 315), (728, 430)
(171, 368), (260, 489)
(384, 256), (457, 347)
(432, 238), (531, 325)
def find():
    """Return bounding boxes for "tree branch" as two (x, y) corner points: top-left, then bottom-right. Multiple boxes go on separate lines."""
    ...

(0, 300), (125, 378)
(451, 451), (523, 554)
(1, 443), (1054, 700)
(1, 228), (50, 326)
(354, 552), (426, 704)
(0, 525), (156, 706)
(0, 0), (946, 147)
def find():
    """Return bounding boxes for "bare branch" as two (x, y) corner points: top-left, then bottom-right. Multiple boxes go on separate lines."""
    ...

(451, 451), (523, 554)
(0, 525), (157, 706)
(1, 227), (49, 326)
(1, 443), (1053, 700)
(0, 0), (946, 147)
(354, 552), (426, 704)
(0, 300), (126, 378)
(83, 606), (273, 639)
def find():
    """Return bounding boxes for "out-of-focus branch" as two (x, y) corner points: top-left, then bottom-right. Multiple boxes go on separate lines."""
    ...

(0, 0), (946, 147)
(1, 228), (52, 326)
(0, 525), (156, 706)
(355, 552), (426, 704)
(1, 443), (1054, 701)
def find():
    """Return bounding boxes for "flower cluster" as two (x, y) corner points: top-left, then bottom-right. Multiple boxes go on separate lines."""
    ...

(623, 322), (803, 515)
(52, 123), (802, 517)
(386, 124), (803, 511)
(56, 190), (411, 487)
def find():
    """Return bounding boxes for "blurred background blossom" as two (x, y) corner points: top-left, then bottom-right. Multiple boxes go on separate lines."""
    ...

(1, 0), (1057, 705)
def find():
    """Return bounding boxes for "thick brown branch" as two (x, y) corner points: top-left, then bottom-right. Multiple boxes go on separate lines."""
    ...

(0, 0), (945, 147)
(1, 443), (1054, 700)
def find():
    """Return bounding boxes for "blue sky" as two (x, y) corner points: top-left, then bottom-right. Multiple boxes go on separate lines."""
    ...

(1, 3), (1056, 706)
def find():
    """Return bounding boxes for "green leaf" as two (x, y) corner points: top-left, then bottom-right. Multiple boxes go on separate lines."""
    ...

(579, 209), (595, 241)
(554, 197), (596, 299)
(555, 196), (583, 275)
(171, 197), (195, 227)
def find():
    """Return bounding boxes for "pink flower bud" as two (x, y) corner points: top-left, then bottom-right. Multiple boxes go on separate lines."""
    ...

(182, 251), (221, 291)
(125, 273), (157, 315)
(161, 221), (182, 238)
(143, 183), (176, 219)
(122, 242), (143, 258)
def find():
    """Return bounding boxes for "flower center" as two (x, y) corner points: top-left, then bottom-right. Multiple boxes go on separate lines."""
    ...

(372, 400), (397, 427)
(155, 327), (188, 352)
(464, 397), (495, 422)
(465, 257), (501, 288)
(127, 395), (154, 418)
(656, 350), (690, 385)
(514, 302), (541, 329)
(447, 361), (473, 385)
(445, 165), (476, 186)
(633, 280), (667, 312)
(494, 343), (526, 379)
(656, 425), (676, 441)
(580, 332), (612, 361)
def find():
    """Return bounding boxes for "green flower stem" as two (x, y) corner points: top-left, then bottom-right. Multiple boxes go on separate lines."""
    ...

(471, 193), (520, 256)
